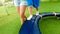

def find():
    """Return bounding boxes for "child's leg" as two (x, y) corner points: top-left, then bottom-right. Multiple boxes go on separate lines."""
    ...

(16, 6), (26, 18)
(27, 5), (33, 20)
(27, 0), (33, 20)
(28, 5), (33, 15)
(33, 0), (40, 15)
(20, 0), (28, 24)
(14, 0), (26, 24)
(14, 0), (20, 13)
(20, 5), (26, 24)
(36, 7), (39, 15)
(16, 6), (20, 14)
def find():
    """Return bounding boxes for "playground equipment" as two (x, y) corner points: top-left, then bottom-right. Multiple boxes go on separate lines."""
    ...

(19, 12), (60, 34)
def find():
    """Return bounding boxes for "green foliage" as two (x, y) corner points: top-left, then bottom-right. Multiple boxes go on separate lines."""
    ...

(5, 0), (9, 2)
(5, 0), (12, 2)
(0, 2), (3, 6)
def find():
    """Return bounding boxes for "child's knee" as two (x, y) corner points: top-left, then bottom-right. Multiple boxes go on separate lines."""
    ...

(28, 6), (32, 8)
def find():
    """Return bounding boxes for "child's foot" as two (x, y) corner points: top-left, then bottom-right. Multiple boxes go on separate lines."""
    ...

(27, 15), (33, 20)
(36, 11), (39, 15)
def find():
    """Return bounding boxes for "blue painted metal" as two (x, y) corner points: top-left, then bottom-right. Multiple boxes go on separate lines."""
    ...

(19, 15), (41, 34)
(19, 12), (60, 34)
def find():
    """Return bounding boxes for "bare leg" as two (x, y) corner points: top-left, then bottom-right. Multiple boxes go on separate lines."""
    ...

(16, 6), (20, 14)
(20, 5), (26, 24)
(16, 6), (26, 18)
(27, 6), (33, 20)
(16, 6), (26, 24)
(28, 5), (33, 15)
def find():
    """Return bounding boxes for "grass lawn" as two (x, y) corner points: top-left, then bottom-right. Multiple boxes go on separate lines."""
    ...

(0, 2), (60, 34)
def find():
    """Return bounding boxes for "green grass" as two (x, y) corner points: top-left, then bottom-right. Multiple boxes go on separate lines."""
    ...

(0, 2), (60, 34)
(39, 16), (60, 34)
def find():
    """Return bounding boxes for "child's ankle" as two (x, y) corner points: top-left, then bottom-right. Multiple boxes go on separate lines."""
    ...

(36, 11), (39, 15)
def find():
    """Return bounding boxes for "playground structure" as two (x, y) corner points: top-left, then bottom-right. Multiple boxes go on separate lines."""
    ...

(19, 12), (60, 34)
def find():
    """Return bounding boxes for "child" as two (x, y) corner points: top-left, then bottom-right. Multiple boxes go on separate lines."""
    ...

(14, 0), (40, 24)
(14, 0), (27, 24)
(27, 0), (40, 20)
